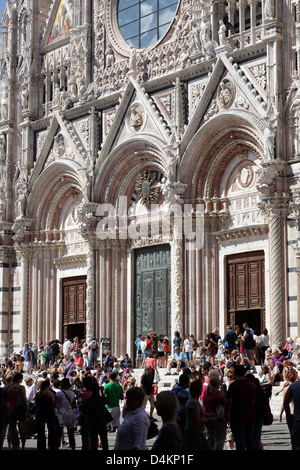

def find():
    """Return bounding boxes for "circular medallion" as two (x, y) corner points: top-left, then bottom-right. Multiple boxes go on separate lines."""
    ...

(218, 79), (236, 109)
(237, 165), (254, 189)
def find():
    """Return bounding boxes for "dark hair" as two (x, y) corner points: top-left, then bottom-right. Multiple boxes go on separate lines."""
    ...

(40, 379), (50, 391)
(13, 372), (23, 383)
(189, 380), (203, 398)
(125, 386), (145, 402)
(234, 365), (246, 378)
(179, 373), (190, 387)
(109, 372), (117, 381)
(60, 378), (71, 389)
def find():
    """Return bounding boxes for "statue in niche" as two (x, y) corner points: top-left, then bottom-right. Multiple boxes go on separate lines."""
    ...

(21, 86), (29, 109)
(218, 80), (235, 109)
(0, 133), (6, 160)
(218, 20), (227, 46)
(53, 133), (65, 158)
(200, 15), (211, 51)
(130, 105), (143, 130)
(264, 0), (275, 20)
(263, 121), (276, 161)
(106, 44), (115, 67)
(1, 93), (8, 121)
(16, 172), (28, 218)
(191, 21), (201, 53)
(166, 151), (180, 184)
(129, 46), (137, 73)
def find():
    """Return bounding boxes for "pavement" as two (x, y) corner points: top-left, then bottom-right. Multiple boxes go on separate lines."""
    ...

(0, 366), (294, 452)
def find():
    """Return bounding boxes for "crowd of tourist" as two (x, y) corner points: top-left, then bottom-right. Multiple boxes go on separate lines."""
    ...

(0, 323), (299, 451)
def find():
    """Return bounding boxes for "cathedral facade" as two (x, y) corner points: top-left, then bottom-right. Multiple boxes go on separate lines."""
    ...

(0, 0), (299, 358)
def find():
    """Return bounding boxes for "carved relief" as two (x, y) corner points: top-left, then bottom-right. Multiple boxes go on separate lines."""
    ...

(218, 79), (236, 109)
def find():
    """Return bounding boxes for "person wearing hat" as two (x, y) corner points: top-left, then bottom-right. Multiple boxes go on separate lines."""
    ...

(166, 346), (187, 375)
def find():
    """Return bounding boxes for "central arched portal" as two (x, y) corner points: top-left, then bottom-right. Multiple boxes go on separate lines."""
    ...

(134, 244), (171, 340)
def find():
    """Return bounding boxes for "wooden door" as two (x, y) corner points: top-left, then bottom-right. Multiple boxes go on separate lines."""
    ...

(62, 277), (86, 339)
(227, 251), (265, 333)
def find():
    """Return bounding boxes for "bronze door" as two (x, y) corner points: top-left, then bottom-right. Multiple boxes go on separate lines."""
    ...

(227, 251), (265, 334)
(62, 277), (86, 340)
(134, 245), (171, 339)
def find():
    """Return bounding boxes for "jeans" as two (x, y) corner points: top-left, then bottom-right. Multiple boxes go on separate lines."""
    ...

(230, 421), (256, 450)
(205, 420), (227, 450)
(291, 420), (300, 450)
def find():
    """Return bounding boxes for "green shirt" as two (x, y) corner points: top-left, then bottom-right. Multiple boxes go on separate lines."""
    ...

(103, 381), (123, 409)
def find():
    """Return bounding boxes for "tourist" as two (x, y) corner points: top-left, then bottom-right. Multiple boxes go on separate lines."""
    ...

(34, 378), (57, 451)
(152, 390), (183, 452)
(56, 378), (77, 450)
(103, 372), (124, 435)
(183, 380), (214, 450)
(284, 373), (300, 450)
(6, 373), (28, 450)
(224, 364), (256, 450)
(203, 371), (227, 450)
(183, 334), (193, 366)
(114, 387), (149, 450)
(140, 365), (155, 420)
(171, 373), (190, 433)
(135, 334), (143, 368)
(173, 331), (182, 352)
(81, 381), (109, 451)
(165, 346), (187, 375)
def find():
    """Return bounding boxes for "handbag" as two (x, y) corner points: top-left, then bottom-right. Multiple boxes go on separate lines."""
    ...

(151, 384), (158, 396)
(147, 419), (158, 439)
(215, 391), (225, 421)
(18, 418), (38, 438)
(58, 390), (77, 428)
(104, 407), (113, 425)
(264, 402), (273, 426)
(15, 389), (28, 422)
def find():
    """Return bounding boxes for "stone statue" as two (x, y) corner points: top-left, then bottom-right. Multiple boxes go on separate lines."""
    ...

(264, 0), (274, 20)
(0, 133), (6, 160)
(263, 122), (276, 161)
(130, 105), (143, 129)
(218, 20), (227, 46)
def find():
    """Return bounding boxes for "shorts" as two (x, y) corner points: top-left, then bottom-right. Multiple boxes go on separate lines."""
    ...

(107, 406), (121, 428)
(143, 394), (155, 409)
(157, 351), (164, 357)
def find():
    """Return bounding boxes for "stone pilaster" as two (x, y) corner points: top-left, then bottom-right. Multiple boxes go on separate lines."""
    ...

(171, 237), (184, 335)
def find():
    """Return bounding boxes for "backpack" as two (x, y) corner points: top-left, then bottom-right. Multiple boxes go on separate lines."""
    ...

(173, 386), (188, 432)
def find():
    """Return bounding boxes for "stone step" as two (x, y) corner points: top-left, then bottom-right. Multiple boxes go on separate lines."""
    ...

(130, 366), (285, 417)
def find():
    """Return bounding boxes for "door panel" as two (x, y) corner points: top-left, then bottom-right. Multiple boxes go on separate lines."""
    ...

(62, 277), (86, 340)
(135, 245), (171, 339)
(226, 251), (265, 334)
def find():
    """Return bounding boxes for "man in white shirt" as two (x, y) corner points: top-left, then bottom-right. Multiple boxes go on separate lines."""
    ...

(114, 387), (150, 450)
(62, 338), (72, 360)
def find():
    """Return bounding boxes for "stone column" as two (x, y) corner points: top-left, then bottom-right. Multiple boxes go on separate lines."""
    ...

(259, 191), (289, 345)
(237, 0), (247, 47)
(171, 237), (184, 336)
(85, 235), (95, 343)
(248, 0), (257, 44)
(0, 248), (11, 355)
(15, 244), (30, 348)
